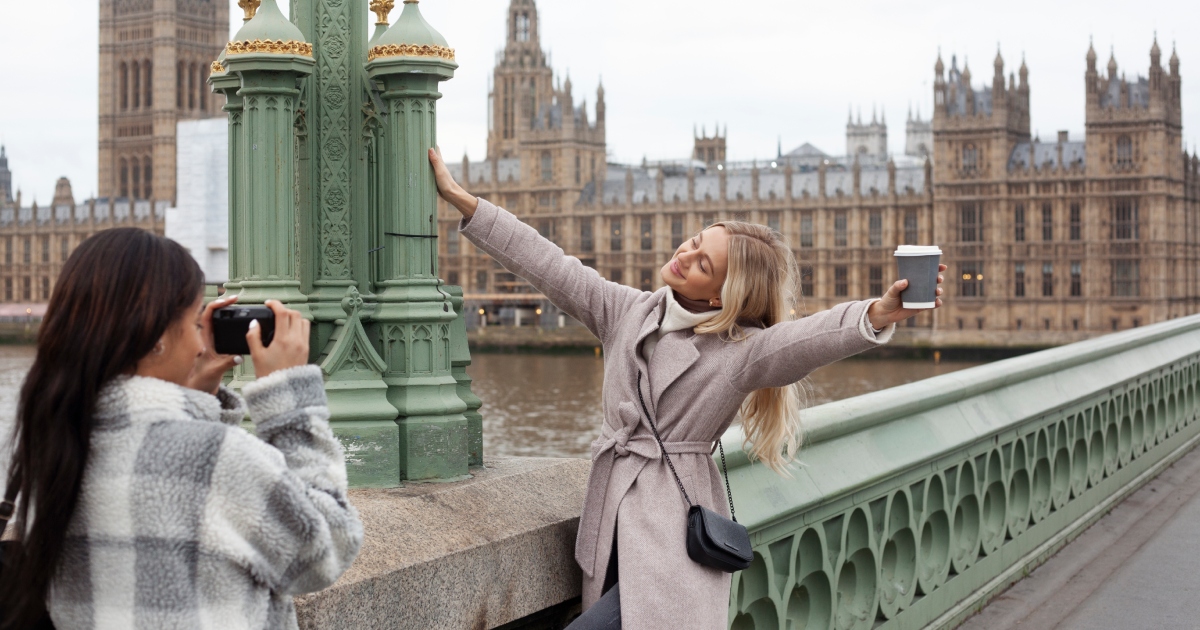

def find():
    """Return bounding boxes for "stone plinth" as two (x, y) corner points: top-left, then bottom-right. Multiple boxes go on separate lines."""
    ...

(295, 457), (588, 629)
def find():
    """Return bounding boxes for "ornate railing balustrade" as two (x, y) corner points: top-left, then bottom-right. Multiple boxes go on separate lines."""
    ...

(722, 315), (1200, 629)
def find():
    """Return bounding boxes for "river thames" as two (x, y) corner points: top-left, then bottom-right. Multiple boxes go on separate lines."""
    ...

(0, 346), (979, 460)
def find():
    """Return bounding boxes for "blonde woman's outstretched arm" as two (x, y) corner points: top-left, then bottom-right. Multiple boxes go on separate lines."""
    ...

(429, 148), (643, 344)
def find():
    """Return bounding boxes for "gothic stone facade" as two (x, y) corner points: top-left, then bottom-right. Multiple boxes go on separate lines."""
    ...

(98, 0), (228, 205)
(0, 177), (163, 303)
(933, 44), (1200, 345)
(438, 1), (1199, 346)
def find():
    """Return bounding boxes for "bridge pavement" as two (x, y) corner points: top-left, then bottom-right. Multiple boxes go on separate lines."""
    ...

(960, 441), (1200, 629)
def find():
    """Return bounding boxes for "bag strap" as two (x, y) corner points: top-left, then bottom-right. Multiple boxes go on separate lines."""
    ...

(636, 371), (737, 522)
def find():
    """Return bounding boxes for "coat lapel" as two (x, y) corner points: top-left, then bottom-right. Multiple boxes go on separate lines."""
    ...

(630, 289), (667, 376)
(648, 331), (700, 413)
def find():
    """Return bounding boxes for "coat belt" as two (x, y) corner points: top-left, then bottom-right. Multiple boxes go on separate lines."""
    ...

(574, 419), (714, 577)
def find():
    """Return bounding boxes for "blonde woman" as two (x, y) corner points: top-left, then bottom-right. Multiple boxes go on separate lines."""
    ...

(429, 149), (944, 629)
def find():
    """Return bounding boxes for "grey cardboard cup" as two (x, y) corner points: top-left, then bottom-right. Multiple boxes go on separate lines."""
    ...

(894, 246), (941, 308)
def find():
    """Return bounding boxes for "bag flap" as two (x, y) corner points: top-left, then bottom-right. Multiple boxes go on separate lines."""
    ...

(694, 506), (753, 561)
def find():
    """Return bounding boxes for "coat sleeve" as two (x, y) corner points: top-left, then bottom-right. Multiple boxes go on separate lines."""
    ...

(203, 365), (363, 596)
(458, 197), (644, 344)
(729, 299), (895, 393)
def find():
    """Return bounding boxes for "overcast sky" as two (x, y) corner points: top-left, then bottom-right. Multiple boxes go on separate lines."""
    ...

(1, 0), (1197, 203)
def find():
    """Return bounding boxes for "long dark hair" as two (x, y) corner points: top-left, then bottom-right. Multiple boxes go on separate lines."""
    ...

(0, 228), (203, 628)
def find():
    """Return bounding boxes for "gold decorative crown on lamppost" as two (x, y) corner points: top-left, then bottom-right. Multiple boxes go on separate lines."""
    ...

(238, 0), (261, 21)
(370, 0), (395, 26)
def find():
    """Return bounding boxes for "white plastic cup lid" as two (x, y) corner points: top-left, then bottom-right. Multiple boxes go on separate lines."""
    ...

(894, 245), (942, 256)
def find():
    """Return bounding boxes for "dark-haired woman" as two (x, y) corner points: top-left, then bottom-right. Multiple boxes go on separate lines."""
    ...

(0, 228), (362, 629)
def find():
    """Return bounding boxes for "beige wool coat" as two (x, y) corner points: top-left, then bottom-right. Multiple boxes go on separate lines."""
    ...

(460, 199), (894, 629)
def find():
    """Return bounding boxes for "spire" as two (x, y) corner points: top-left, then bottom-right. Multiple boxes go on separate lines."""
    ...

(777, 136), (782, 159)
(1170, 41), (1180, 75)
(1087, 36), (1097, 71)
(848, 105), (853, 124)
(872, 104), (877, 124)
(961, 57), (971, 85)
(1019, 53), (1029, 87)
(1108, 46), (1118, 78)
(935, 48), (945, 79)
(1151, 32), (1161, 64)
(994, 44), (1004, 74)
(881, 108), (886, 125)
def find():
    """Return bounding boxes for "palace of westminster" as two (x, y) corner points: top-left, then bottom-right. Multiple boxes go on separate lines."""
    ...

(0, 0), (1198, 346)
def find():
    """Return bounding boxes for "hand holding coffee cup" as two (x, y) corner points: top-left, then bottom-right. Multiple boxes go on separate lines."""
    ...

(866, 246), (945, 330)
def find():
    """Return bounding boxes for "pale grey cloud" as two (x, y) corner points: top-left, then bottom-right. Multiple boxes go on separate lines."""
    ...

(1, 0), (1197, 203)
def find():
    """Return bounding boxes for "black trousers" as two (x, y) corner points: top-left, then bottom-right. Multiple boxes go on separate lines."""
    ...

(566, 531), (621, 629)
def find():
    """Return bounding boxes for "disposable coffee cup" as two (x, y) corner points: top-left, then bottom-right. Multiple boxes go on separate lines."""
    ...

(893, 245), (942, 309)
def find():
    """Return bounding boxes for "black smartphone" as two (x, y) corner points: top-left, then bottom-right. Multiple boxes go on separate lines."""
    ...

(212, 305), (275, 355)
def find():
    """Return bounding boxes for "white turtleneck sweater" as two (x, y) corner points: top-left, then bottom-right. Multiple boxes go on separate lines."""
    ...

(640, 289), (892, 364)
(641, 289), (721, 364)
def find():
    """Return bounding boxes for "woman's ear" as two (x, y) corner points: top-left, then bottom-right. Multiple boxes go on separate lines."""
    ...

(709, 297), (722, 307)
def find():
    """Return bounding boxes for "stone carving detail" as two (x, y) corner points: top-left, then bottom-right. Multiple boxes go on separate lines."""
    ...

(367, 43), (456, 62)
(211, 61), (226, 74)
(226, 39), (314, 57)
(729, 360), (1200, 629)
(325, 35), (346, 59)
(319, 287), (387, 376)
(313, 0), (354, 281)
(324, 84), (346, 108)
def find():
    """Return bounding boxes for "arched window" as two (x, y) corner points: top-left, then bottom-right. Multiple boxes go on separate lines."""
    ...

(130, 156), (141, 199)
(119, 158), (129, 198)
(1116, 135), (1133, 168)
(962, 143), (979, 173)
(143, 159), (153, 200)
(541, 151), (553, 182)
(144, 60), (153, 108)
(516, 13), (530, 42)
(132, 60), (141, 109)
(176, 62), (185, 108)
(188, 63), (197, 110)
(120, 62), (129, 110)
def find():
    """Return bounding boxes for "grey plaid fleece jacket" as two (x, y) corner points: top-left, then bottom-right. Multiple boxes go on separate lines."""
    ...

(48, 365), (363, 630)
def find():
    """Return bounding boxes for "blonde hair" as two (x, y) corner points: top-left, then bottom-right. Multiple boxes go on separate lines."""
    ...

(694, 221), (806, 475)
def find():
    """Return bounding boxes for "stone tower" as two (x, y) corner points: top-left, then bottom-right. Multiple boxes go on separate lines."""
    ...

(1084, 38), (1184, 180)
(846, 106), (888, 162)
(98, 0), (228, 205)
(693, 125), (726, 167)
(932, 50), (1030, 183)
(486, 0), (606, 201)
(1083, 37), (1187, 320)
(0, 146), (11, 204)
(905, 106), (932, 158)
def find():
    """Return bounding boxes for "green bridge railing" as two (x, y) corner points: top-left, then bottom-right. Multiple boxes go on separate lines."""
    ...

(721, 314), (1200, 629)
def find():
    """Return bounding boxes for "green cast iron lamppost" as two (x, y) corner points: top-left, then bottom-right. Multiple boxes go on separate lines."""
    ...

(209, 0), (481, 485)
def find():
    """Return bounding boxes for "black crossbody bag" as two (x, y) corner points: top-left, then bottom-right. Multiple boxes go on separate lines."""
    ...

(0, 482), (56, 629)
(636, 371), (753, 573)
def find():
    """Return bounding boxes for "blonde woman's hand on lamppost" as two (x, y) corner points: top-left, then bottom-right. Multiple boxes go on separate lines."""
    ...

(428, 147), (478, 217)
(247, 300), (311, 379)
(867, 263), (947, 330)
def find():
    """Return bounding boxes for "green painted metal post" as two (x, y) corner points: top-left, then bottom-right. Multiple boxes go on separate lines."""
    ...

(447, 285), (484, 466)
(365, 1), (468, 481)
(212, 0), (483, 484)
(289, 0), (401, 487)
(220, 0), (313, 307)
